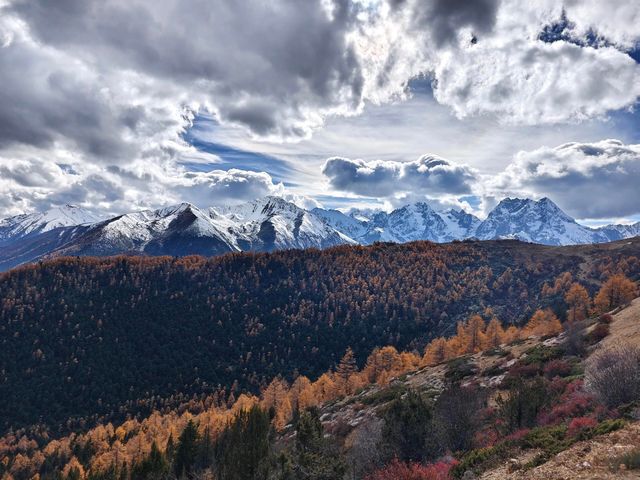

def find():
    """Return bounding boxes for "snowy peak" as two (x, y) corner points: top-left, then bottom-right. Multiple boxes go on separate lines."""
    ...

(475, 197), (606, 246)
(2, 196), (640, 271)
(311, 208), (368, 240)
(226, 196), (351, 251)
(0, 205), (102, 245)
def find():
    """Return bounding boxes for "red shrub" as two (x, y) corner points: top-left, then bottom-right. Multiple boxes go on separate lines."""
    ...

(473, 428), (499, 448)
(504, 428), (531, 443)
(506, 363), (539, 380)
(365, 459), (457, 480)
(548, 376), (569, 396)
(538, 380), (596, 425)
(566, 416), (597, 438)
(598, 313), (613, 324)
(544, 359), (572, 379)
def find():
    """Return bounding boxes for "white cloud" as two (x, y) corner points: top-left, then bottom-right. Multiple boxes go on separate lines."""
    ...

(377, 0), (640, 125)
(322, 154), (477, 199)
(432, 40), (640, 125)
(491, 139), (640, 218)
(0, 0), (639, 217)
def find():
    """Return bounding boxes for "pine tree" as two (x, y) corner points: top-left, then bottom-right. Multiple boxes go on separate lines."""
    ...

(215, 405), (271, 480)
(292, 408), (346, 480)
(173, 420), (199, 478)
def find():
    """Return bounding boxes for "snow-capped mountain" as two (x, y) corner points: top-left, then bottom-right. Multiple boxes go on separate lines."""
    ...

(474, 197), (610, 246)
(57, 203), (240, 257)
(0, 205), (101, 246)
(596, 222), (640, 242)
(1, 196), (639, 271)
(0, 198), (352, 270)
(224, 196), (354, 251)
(318, 203), (481, 244)
(311, 208), (369, 240)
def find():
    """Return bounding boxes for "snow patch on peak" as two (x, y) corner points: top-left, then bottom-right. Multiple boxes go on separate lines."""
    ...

(0, 205), (102, 244)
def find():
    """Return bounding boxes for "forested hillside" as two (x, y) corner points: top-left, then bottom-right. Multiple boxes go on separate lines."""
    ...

(1, 239), (640, 433)
(0, 276), (638, 480)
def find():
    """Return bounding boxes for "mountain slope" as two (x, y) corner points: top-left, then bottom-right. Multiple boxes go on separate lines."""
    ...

(1, 197), (639, 271)
(1, 237), (639, 431)
(224, 196), (354, 251)
(0, 205), (101, 247)
(474, 197), (609, 246)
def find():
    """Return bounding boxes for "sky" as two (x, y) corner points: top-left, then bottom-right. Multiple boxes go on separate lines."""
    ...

(0, 0), (639, 224)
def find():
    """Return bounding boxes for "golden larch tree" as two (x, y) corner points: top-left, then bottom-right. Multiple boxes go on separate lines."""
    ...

(565, 282), (591, 323)
(594, 274), (637, 313)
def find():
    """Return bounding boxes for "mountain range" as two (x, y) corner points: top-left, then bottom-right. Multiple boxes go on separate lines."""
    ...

(0, 196), (638, 271)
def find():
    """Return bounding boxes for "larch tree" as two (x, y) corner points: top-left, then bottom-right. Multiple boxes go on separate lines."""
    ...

(423, 337), (449, 366)
(463, 315), (486, 354)
(594, 274), (637, 313)
(335, 347), (358, 395)
(484, 317), (505, 349)
(565, 282), (591, 323)
(524, 309), (562, 337)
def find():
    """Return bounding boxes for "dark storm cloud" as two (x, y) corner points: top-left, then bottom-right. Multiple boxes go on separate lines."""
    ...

(7, 0), (365, 138)
(322, 155), (477, 197)
(388, 0), (500, 46)
(0, 36), (132, 159)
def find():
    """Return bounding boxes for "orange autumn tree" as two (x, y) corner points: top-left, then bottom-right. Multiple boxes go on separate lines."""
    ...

(461, 315), (487, 354)
(523, 309), (563, 337)
(422, 337), (449, 366)
(565, 283), (591, 323)
(484, 317), (506, 349)
(335, 347), (358, 396)
(594, 274), (637, 313)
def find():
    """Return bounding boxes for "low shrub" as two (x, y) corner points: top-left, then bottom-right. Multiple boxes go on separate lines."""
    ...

(610, 448), (640, 472)
(503, 428), (530, 443)
(362, 385), (407, 406)
(538, 380), (595, 426)
(543, 359), (572, 379)
(522, 424), (569, 456)
(365, 459), (458, 480)
(588, 323), (610, 343)
(450, 445), (507, 479)
(598, 313), (613, 324)
(590, 418), (625, 437)
(566, 416), (597, 438)
(585, 344), (640, 408)
(482, 347), (508, 358)
(445, 357), (477, 382)
(521, 345), (563, 365)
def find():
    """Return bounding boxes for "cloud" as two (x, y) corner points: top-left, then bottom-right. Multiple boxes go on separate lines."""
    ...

(0, 152), (294, 216)
(1, 0), (640, 217)
(322, 154), (477, 198)
(173, 169), (285, 206)
(380, 0), (640, 125)
(5, 0), (368, 141)
(492, 139), (640, 218)
(432, 37), (640, 125)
